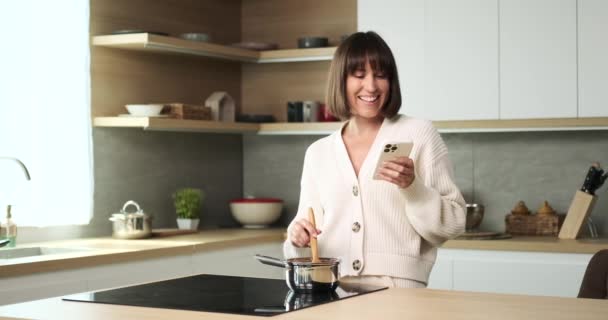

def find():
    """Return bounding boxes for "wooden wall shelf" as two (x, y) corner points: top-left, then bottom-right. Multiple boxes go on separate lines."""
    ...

(257, 47), (336, 63)
(93, 117), (259, 134)
(92, 33), (336, 63)
(257, 122), (342, 134)
(433, 117), (608, 133)
(94, 117), (608, 135)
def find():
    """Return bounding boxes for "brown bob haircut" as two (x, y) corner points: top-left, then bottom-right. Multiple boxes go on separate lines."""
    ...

(326, 31), (402, 120)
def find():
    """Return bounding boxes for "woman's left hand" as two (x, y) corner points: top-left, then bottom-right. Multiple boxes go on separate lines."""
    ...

(376, 156), (416, 189)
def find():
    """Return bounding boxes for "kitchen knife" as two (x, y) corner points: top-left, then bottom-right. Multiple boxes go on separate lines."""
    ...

(594, 171), (607, 192)
(580, 162), (606, 195)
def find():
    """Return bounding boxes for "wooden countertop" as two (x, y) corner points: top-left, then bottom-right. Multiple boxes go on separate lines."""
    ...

(0, 228), (285, 278)
(0, 286), (606, 320)
(442, 236), (608, 254)
(1, 229), (607, 278)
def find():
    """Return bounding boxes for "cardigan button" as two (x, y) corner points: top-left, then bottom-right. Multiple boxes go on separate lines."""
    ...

(352, 185), (358, 196)
(352, 259), (361, 271)
(352, 222), (361, 233)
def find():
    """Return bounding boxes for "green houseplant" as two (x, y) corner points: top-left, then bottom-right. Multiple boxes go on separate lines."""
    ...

(173, 188), (204, 230)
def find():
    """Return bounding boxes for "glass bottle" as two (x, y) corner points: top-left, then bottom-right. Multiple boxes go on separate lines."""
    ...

(2, 205), (17, 247)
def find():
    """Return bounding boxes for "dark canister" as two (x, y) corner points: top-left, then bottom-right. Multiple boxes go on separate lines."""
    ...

(287, 101), (304, 122)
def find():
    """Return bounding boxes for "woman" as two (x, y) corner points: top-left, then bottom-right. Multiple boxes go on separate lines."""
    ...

(283, 31), (465, 288)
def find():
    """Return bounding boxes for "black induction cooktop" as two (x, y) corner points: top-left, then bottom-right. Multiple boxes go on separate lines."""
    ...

(63, 274), (387, 317)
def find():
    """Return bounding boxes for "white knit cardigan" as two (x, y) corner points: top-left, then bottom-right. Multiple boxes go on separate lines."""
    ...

(283, 115), (466, 284)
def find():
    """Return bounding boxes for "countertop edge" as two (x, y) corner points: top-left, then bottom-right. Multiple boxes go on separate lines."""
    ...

(2, 230), (607, 278)
(0, 230), (286, 278)
(441, 237), (608, 254)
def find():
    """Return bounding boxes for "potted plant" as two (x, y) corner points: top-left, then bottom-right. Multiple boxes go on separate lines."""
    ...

(172, 188), (204, 230)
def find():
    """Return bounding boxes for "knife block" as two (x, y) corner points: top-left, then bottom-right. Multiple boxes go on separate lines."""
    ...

(558, 190), (598, 239)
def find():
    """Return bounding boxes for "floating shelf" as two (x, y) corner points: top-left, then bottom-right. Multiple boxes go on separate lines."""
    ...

(94, 117), (608, 135)
(433, 117), (608, 133)
(92, 33), (336, 63)
(258, 122), (342, 134)
(93, 117), (259, 134)
(93, 117), (342, 134)
(257, 47), (336, 63)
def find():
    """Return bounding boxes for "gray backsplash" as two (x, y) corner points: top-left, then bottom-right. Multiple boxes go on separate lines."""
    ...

(93, 128), (244, 230)
(244, 130), (608, 236)
(16, 127), (608, 243)
(17, 128), (244, 243)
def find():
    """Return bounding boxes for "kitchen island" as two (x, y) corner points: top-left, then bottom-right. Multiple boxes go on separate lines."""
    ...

(2, 229), (607, 304)
(0, 284), (606, 320)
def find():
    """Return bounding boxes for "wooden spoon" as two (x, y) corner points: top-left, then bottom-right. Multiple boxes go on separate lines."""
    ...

(308, 207), (320, 263)
(308, 207), (333, 284)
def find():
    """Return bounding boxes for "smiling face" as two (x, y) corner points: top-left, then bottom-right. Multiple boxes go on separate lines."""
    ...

(326, 32), (402, 120)
(346, 59), (390, 120)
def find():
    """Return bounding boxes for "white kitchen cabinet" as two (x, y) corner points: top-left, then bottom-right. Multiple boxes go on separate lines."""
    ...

(0, 268), (90, 306)
(84, 254), (194, 293)
(191, 241), (284, 280)
(0, 254), (193, 306)
(359, 0), (499, 121)
(427, 248), (592, 297)
(426, 254), (453, 290)
(0, 241), (284, 306)
(358, 0), (426, 118)
(499, 0), (577, 119)
(423, 0), (499, 120)
(360, 0), (582, 122)
(578, 0), (608, 117)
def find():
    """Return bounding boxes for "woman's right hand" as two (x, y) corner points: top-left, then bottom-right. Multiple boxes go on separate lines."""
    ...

(289, 218), (322, 248)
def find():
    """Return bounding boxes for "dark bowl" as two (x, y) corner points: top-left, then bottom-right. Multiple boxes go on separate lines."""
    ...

(297, 37), (329, 49)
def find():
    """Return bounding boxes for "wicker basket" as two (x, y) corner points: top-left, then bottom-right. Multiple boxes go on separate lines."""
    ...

(505, 213), (566, 236)
(163, 103), (212, 120)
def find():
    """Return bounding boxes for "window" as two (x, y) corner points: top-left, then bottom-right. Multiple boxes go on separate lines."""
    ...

(0, 1), (92, 226)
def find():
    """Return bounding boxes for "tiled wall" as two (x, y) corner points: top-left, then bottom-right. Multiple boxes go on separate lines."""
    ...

(18, 128), (244, 243)
(17, 128), (608, 243)
(244, 131), (608, 236)
(92, 128), (244, 229)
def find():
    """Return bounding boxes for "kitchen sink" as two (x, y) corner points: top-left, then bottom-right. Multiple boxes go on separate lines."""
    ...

(0, 246), (92, 260)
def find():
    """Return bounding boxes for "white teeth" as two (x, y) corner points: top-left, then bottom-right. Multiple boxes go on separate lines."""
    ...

(359, 95), (379, 102)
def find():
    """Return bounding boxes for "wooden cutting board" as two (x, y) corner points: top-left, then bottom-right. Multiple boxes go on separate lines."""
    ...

(151, 228), (199, 237)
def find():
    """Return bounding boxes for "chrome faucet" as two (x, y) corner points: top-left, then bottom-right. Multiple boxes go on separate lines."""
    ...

(0, 157), (31, 181)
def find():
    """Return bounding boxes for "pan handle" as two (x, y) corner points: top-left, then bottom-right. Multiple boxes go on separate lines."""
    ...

(254, 254), (287, 268)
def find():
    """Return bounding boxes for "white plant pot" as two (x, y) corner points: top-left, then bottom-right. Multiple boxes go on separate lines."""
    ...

(177, 218), (199, 230)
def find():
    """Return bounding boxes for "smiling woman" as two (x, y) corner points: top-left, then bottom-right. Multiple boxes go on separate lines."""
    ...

(284, 31), (466, 289)
(0, 1), (93, 226)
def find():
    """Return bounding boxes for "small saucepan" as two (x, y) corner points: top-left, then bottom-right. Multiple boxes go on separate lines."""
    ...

(255, 254), (340, 292)
(108, 200), (152, 239)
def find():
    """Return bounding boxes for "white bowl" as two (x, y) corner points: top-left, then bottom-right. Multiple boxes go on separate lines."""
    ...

(125, 104), (164, 117)
(230, 198), (283, 228)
